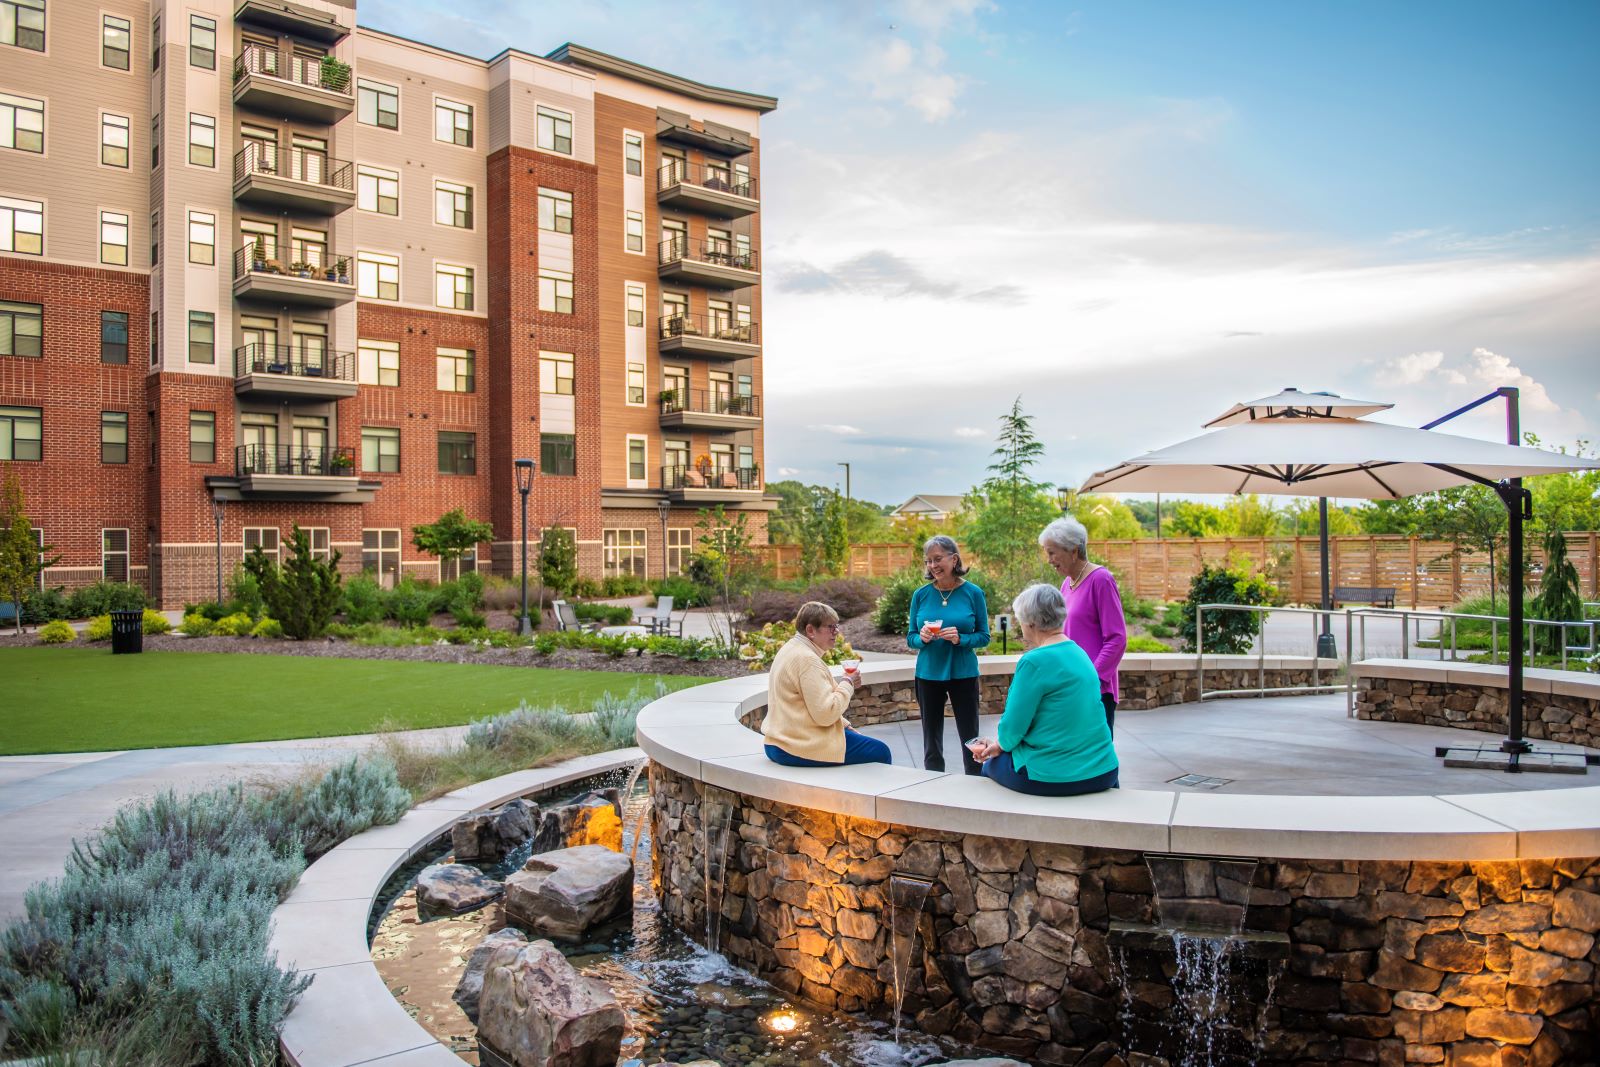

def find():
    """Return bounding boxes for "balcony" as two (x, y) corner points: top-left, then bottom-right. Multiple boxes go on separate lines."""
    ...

(658, 237), (759, 290)
(658, 388), (761, 432)
(656, 117), (752, 157)
(662, 464), (762, 502)
(234, 344), (357, 399)
(234, 0), (350, 44)
(228, 444), (370, 500)
(657, 163), (758, 220)
(233, 43), (354, 124)
(657, 314), (761, 360)
(233, 146), (355, 216)
(233, 245), (356, 308)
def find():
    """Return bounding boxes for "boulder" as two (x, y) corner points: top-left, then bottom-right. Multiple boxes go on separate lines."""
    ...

(416, 863), (503, 912)
(454, 928), (529, 1023)
(477, 938), (625, 1067)
(532, 790), (624, 854)
(453, 799), (537, 862)
(504, 844), (633, 941)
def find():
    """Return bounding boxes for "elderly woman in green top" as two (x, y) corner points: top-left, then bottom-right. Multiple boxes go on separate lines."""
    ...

(968, 584), (1119, 796)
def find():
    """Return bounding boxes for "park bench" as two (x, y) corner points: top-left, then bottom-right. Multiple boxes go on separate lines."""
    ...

(0, 601), (18, 627)
(1333, 585), (1396, 608)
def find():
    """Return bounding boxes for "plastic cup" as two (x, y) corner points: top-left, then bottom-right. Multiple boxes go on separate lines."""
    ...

(926, 618), (943, 637)
(841, 658), (860, 679)
(965, 738), (989, 761)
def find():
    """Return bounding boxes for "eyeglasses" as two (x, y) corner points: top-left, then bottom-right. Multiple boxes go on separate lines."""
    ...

(925, 554), (950, 565)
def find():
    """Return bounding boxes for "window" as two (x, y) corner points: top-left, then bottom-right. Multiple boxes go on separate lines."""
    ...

(442, 544), (475, 581)
(624, 132), (642, 176)
(305, 527), (331, 562)
(102, 529), (129, 582)
(540, 433), (575, 476)
(187, 210), (214, 264)
(667, 527), (693, 575)
(150, 114), (160, 168)
(243, 527), (280, 564)
(538, 350), (573, 395)
(99, 210), (128, 265)
(358, 338), (399, 385)
(149, 210), (158, 264)
(604, 529), (646, 578)
(662, 291), (688, 329)
(362, 425), (399, 472)
(99, 310), (127, 364)
(538, 269), (573, 314)
(0, 196), (41, 254)
(0, 405), (41, 459)
(100, 411), (127, 464)
(536, 187), (574, 235)
(1, 300), (42, 357)
(187, 113), (215, 167)
(102, 14), (130, 68)
(663, 437), (689, 470)
(434, 263), (473, 311)
(625, 210), (644, 253)
(435, 346), (473, 393)
(661, 218), (686, 259)
(187, 311), (214, 363)
(536, 105), (572, 154)
(362, 528), (401, 584)
(189, 410), (214, 463)
(434, 97), (472, 146)
(626, 285), (645, 327)
(357, 251), (399, 301)
(101, 113), (129, 167)
(2, 0), (44, 51)
(739, 444), (755, 474)
(358, 79), (398, 129)
(626, 437), (646, 483)
(240, 218), (277, 264)
(626, 362), (645, 405)
(188, 14), (214, 68)
(149, 13), (158, 68)
(357, 164), (398, 214)
(660, 148), (686, 185)
(150, 310), (158, 363)
(711, 442), (734, 472)
(438, 430), (475, 475)
(1, 92), (43, 153)
(434, 180), (472, 228)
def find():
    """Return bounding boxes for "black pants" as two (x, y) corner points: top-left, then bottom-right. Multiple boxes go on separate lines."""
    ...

(1103, 693), (1117, 737)
(916, 676), (981, 774)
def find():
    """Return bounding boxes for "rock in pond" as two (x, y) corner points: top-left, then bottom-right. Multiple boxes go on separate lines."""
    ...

(454, 928), (529, 1024)
(532, 790), (623, 854)
(417, 863), (503, 912)
(477, 937), (625, 1067)
(452, 798), (537, 862)
(504, 844), (633, 942)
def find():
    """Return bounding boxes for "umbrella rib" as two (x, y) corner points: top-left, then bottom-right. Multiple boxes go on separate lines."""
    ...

(1084, 464), (1147, 491)
(1428, 462), (1498, 490)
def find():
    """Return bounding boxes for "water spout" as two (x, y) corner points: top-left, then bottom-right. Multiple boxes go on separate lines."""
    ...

(885, 874), (935, 1045)
(701, 786), (735, 953)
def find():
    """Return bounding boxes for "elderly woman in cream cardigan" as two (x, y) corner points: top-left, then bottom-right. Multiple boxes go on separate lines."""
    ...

(762, 602), (893, 767)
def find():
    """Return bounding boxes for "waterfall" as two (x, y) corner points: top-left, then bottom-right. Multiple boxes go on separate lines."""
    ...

(700, 786), (734, 953)
(886, 874), (935, 1045)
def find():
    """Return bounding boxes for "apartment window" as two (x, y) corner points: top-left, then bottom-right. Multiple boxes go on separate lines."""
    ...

(149, 210), (158, 264)
(661, 218), (686, 258)
(437, 430), (475, 475)
(624, 132), (642, 176)
(627, 437), (647, 483)
(434, 263), (473, 311)
(98, 310), (128, 364)
(1, 92), (43, 153)
(540, 433), (575, 476)
(0, 405), (41, 460)
(0, 196), (40, 255)
(536, 106), (572, 154)
(243, 527), (280, 564)
(663, 437), (689, 470)
(434, 97), (472, 147)
(99, 211), (129, 265)
(102, 529), (130, 582)
(739, 444), (755, 474)
(149, 13), (158, 68)
(101, 113), (129, 167)
(358, 338), (399, 385)
(362, 528), (400, 584)
(102, 14), (130, 68)
(187, 210), (214, 264)
(538, 350), (573, 395)
(100, 411), (128, 464)
(538, 269), (573, 314)
(358, 79), (398, 129)
(1, 299), (42, 357)
(357, 164), (398, 214)
(2, 0), (44, 51)
(150, 310), (158, 363)
(187, 311), (214, 363)
(537, 188), (572, 234)
(626, 362), (645, 405)
(435, 346), (474, 393)
(361, 425), (399, 472)
(188, 14), (215, 68)
(188, 113), (215, 167)
(604, 529), (646, 578)
(661, 291), (688, 328)
(357, 251), (399, 301)
(189, 410), (214, 463)
(434, 180), (472, 228)
(625, 210), (644, 253)
(626, 285), (645, 327)
(666, 527), (692, 575)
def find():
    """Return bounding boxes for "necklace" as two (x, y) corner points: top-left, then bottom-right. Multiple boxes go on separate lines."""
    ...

(1068, 560), (1092, 587)
(933, 580), (961, 607)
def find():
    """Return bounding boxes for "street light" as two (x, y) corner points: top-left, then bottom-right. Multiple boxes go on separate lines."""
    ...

(514, 458), (535, 634)
(211, 498), (225, 604)
(1056, 487), (1073, 515)
(657, 499), (671, 580)
(836, 462), (851, 545)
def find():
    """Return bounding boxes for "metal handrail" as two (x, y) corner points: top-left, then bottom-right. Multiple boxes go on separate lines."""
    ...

(658, 388), (760, 418)
(657, 237), (757, 272)
(1348, 606), (1600, 671)
(235, 443), (355, 477)
(656, 161), (758, 200)
(662, 464), (760, 491)
(657, 313), (760, 344)
(233, 343), (354, 382)
(234, 43), (352, 96)
(1194, 603), (1353, 714)
(233, 145), (353, 190)
(233, 242), (351, 281)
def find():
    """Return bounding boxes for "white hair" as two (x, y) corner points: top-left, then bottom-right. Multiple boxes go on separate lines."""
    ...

(1039, 516), (1089, 556)
(1012, 583), (1067, 632)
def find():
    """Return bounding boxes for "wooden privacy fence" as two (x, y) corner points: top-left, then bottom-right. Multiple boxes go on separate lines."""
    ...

(759, 533), (1600, 607)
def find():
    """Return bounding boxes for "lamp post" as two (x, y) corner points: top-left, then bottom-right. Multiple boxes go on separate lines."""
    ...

(514, 458), (534, 634)
(211, 498), (225, 604)
(1056, 487), (1073, 515)
(836, 462), (851, 546)
(657, 499), (671, 581)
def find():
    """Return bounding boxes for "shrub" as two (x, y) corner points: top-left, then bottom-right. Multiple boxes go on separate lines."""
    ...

(65, 581), (148, 619)
(140, 609), (171, 635)
(803, 577), (881, 619)
(1125, 635), (1171, 653)
(245, 526), (343, 640)
(572, 603), (634, 626)
(179, 613), (216, 637)
(651, 576), (707, 608)
(449, 600), (487, 631)
(212, 612), (255, 637)
(184, 599), (233, 622)
(85, 614), (112, 641)
(1177, 563), (1273, 654)
(740, 620), (855, 669)
(539, 527), (579, 598)
(226, 567), (265, 619)
(454, 570), (486, 608)
(1531, 530), (1583, 656)
(533, 632), (558, 655)
(387, 578), (435, 628)
(873, 570), (924, 634)
(570, 575), (602, 599)
(250, 617), (283, 639)
(341, 574), (387, 625)
(37, 619), (75, 644)
(21, 586), (69, 625)
(1147, 622), (1176, 639)
(1123, 597), (1158, 621)
(601, 575), (651, 597)
(745, 588), (804, 627)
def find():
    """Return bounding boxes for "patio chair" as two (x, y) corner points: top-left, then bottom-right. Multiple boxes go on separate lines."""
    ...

(635, 596), (675, 634)
(554, 600), (600, 634)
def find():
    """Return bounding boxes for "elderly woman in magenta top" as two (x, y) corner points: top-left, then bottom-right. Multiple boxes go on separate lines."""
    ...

(1040, 516), (1127, 735)
(907, 535), (990, 774)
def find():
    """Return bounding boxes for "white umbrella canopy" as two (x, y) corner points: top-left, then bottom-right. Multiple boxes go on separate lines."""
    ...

(1204, 387), (1394, 428)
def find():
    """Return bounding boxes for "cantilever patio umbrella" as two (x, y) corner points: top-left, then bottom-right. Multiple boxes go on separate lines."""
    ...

(1081, 386), (1599, 772)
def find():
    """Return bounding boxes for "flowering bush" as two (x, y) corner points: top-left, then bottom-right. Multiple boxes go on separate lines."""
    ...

(38, 619), (75, 644)
(739, 621), (855, 670)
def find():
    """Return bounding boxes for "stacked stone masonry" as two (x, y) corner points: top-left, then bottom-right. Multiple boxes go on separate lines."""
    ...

(1356, 678), (1600, 751)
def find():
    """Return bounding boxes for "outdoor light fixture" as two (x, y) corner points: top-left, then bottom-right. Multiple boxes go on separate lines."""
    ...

(656, 499), (671, 580)
(514, 459), (535, 635)
(1056, 486), (1073, 514)
(762, 1009), (798, 1034)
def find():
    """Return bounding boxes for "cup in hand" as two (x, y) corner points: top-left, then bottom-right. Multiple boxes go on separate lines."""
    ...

(965, 737), (990, 762)
(841, 658), (860, 680)
(923, 618), (943, 641)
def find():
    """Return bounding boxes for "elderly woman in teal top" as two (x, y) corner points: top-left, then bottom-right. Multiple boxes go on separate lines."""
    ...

(907, 535), (990, 774)
(969, 583), (1119, 797)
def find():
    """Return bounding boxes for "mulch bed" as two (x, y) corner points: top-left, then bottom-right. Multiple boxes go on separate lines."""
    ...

(840, 615), (911, 655)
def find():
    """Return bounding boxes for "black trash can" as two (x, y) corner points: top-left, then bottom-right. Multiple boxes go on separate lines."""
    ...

(110, 610), (144, 655)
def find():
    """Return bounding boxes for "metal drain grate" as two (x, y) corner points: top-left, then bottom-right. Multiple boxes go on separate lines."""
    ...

(1167, 773), (1233, 789)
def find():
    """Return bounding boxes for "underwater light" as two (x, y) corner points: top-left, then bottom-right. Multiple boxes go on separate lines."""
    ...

(762, 1009), (799, 1033)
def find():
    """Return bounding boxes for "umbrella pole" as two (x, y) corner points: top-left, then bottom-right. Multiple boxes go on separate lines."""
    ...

(1499, 478), (1531, 764)
(1317, 497), (1337, 658)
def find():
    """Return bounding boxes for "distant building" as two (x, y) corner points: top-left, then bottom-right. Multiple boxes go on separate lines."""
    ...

(891, 494), (965, 524)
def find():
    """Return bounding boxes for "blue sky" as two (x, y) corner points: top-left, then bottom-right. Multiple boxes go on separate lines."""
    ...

(362, 1), (1600, 505)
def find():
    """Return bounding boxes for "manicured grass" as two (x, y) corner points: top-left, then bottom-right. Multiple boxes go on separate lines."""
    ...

(0, 647), (708, 755)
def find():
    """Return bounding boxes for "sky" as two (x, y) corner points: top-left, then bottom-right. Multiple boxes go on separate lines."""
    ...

(361, 0), (1600, 507)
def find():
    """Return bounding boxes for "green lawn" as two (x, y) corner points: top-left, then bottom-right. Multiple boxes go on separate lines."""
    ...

(0, 647), (709, 755)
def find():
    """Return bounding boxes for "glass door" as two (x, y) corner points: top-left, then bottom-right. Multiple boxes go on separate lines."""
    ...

(241, 314), (279, 373)
(709, 369), (733, 413)
(291, 133), (326, 185)
(290, 227), (328, 273)
(240, 123), (278, 176)
(292, 321), (326, 375)
(241, 412), (278, 472)
(292, 414), (329, 473)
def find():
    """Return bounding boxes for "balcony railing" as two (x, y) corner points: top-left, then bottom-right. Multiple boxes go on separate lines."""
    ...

(657, 161), (758, 200)
(234, 145), (353, 191)
(662, 464), (761, 491)
(233, 243), (351, 282)
(658, 237), (757, 273)
(234, 344), (355, 382)
(236, 444), (356, 478)
(657, 314), (760, 345)
(659, 389), (761, 418)
(233, 43), (353, 96)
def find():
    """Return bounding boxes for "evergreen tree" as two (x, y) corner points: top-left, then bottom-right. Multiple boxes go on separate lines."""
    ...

(244, 524), (342, 639)
(0, 474), (57, 634)
(1531, 530), (1583, 656)
(538, 526), (578, 598)
(963, 398), (1058, 579)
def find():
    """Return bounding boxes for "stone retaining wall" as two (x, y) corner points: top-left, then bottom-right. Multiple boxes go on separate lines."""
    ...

(1356, 678), (1600, 750)
(650, 763), (1600, 1066)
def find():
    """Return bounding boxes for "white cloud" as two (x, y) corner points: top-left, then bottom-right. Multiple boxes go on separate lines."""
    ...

(860, 38), (965, 122)
(807, 424), (865, 436)
(953, 427), (986, 438)
(1375, 350), (1460, 387)
(1462, 347), (1559, 413)
(777, 467), (802, 477)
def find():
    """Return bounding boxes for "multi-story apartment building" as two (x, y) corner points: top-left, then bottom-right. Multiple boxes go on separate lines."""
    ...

(0, 0), (776, 606)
